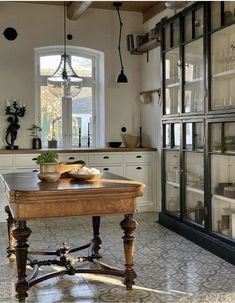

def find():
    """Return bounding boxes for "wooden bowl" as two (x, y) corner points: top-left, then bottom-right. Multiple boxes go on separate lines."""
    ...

(69, 173), (103, 181)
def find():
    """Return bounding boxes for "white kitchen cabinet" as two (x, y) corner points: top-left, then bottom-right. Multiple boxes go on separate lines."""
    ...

(58, 153), (88, 164)
(88, 152), (124, 177)
(88, 153), (123, 165)
(0, 150), (156, 218)
(15, 154), (40, 168)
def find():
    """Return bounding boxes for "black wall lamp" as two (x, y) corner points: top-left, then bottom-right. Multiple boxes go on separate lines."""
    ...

(113, 2), (128, 83)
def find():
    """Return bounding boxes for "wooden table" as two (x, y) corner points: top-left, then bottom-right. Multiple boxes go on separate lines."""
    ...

(0, 172), (144, 302)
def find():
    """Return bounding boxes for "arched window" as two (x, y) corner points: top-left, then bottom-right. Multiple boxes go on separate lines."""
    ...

(35, 46), (105, 148)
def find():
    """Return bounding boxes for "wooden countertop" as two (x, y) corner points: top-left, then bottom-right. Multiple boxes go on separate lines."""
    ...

(0, 147), (157, 154)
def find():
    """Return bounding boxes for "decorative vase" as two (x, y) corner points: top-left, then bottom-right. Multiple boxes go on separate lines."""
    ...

(48, 140), (57, 148)
(38, 162), (60, 182)
(32, 137), (42, 149)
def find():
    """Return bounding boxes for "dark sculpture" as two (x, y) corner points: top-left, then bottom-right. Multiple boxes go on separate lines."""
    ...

(5, 101), (26, 150)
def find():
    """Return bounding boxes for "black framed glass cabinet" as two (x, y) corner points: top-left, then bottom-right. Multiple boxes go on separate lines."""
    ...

(159, 1), (235, 265)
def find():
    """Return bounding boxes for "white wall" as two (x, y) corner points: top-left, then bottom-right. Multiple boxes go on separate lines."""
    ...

(0, 2), (144, 148)
(140, 9), (174, 211)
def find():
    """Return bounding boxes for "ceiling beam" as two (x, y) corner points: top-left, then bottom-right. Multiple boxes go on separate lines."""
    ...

(67, 1), (92, 20)
(143, 2), (166, 23)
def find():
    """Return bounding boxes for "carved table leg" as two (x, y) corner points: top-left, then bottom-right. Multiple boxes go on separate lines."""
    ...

(120, 214), (138, 290)
(12, 220), (31, 303)
(5, 205), (16, 261)
(92, 216), (102, 258)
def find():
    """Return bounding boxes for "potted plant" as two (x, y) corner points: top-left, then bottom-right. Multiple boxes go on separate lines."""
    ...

(36, 151), (60, 182)
(28, 124), (42, 149)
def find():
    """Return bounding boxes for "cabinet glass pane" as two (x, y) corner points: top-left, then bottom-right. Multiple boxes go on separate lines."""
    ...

(211, 25), (235, 110)
(165, 151), (180, 216)
(173, 19), (180, 47)
(195, 122), (204, 151)
(184, 38), (204, 112)
(210, 123), (222, 152)
(185, 152), (204, 225)
(185, 123), (193, 149)
(210, 2), (221, 31)
(224, 122), (235, 153)
(194, 7), (204, 38)
(164, 48), (180, 114)
(173, 123), (180, 148)
(211, 155), (235, 240)
(164, 124), (171, 148)
(164, 24), (171, 50)
(224, 2), (235, 25)
(184, 13), (192, 43)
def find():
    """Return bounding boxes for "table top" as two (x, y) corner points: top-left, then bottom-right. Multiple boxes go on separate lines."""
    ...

(1, 172), (144, 220)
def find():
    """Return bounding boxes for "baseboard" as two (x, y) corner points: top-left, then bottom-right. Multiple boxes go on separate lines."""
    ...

(159, 212), (235, 265)
(136, 200), (155, 212)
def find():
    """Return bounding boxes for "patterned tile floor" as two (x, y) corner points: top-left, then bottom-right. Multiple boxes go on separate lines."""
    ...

(0, 212), (234, 303)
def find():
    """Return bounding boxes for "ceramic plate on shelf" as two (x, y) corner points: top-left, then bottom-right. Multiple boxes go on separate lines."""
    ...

(69, 172), (103, 181)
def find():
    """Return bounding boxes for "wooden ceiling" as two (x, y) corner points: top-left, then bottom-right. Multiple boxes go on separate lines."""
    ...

(20, 1), (167, 23)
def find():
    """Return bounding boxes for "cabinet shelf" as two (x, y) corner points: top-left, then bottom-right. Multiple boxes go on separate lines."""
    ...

(185, 77), (203, 84)
(166, 180), (180, 187)
(130, 39), (160, 55)
(186, 186), (204, 194)
(212, 69), (235, 79)
(166, 82), (180, 88)
(213, 194), (235, 204)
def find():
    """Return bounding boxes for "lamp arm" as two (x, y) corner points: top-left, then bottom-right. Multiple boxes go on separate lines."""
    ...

(117, 8), (124, 71)
(63, 1), (67, 78)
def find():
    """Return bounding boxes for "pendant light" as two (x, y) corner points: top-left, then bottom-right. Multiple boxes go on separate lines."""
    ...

(113, 2), (128, 83)
(47, 2), (83, 98)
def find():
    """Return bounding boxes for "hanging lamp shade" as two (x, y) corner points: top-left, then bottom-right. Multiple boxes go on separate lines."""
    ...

(47, 54), (83, 98)
(114, 2), (128, 83)
(47, 2), (83, 98)
(117, 70), (128, 83)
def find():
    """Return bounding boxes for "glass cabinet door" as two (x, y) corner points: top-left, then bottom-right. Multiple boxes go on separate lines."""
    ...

(211, 155), (235, 239)
(184, 38), (204, 112)
(164, 49), (180, 114)
(163, 17), (180, 116)
(183, 121), (204, 225)
(210, 122), (235, 153)
(184, 152), (204, 225)
(164, 150), (180, 216)
(211, 24), (235, 110)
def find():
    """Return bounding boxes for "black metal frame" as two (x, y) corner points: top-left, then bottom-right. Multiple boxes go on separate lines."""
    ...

(160, 1), (235, 264)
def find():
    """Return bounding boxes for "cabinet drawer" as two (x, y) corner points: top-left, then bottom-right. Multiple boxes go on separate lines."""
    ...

(14, 168), (39, 173)
(15, 154), (40, 168)
(95, 165), (124, 177)
(58, 153), (88, 164)
(89, 153), (123, 165)
(125, 165), (152, 184)
(125, 152), (153, 164)
(0, 155), (14, 167)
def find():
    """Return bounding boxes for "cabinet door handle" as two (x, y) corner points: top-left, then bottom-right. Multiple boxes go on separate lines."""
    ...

(32, 158), (37, 161)
(136, 167), (142, 170)
(32, 169), (38, 172)
(68, 157), (75, 160)
(103, 156), (109, 159)
(103, 168), (109, 171)
(136, 155), (142, 158)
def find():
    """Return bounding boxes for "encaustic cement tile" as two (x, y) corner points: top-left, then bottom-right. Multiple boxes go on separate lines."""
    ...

(0, 212), (234, 303)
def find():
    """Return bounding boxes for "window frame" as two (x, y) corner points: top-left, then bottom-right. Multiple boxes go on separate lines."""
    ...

(35, 45), (105, 148)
